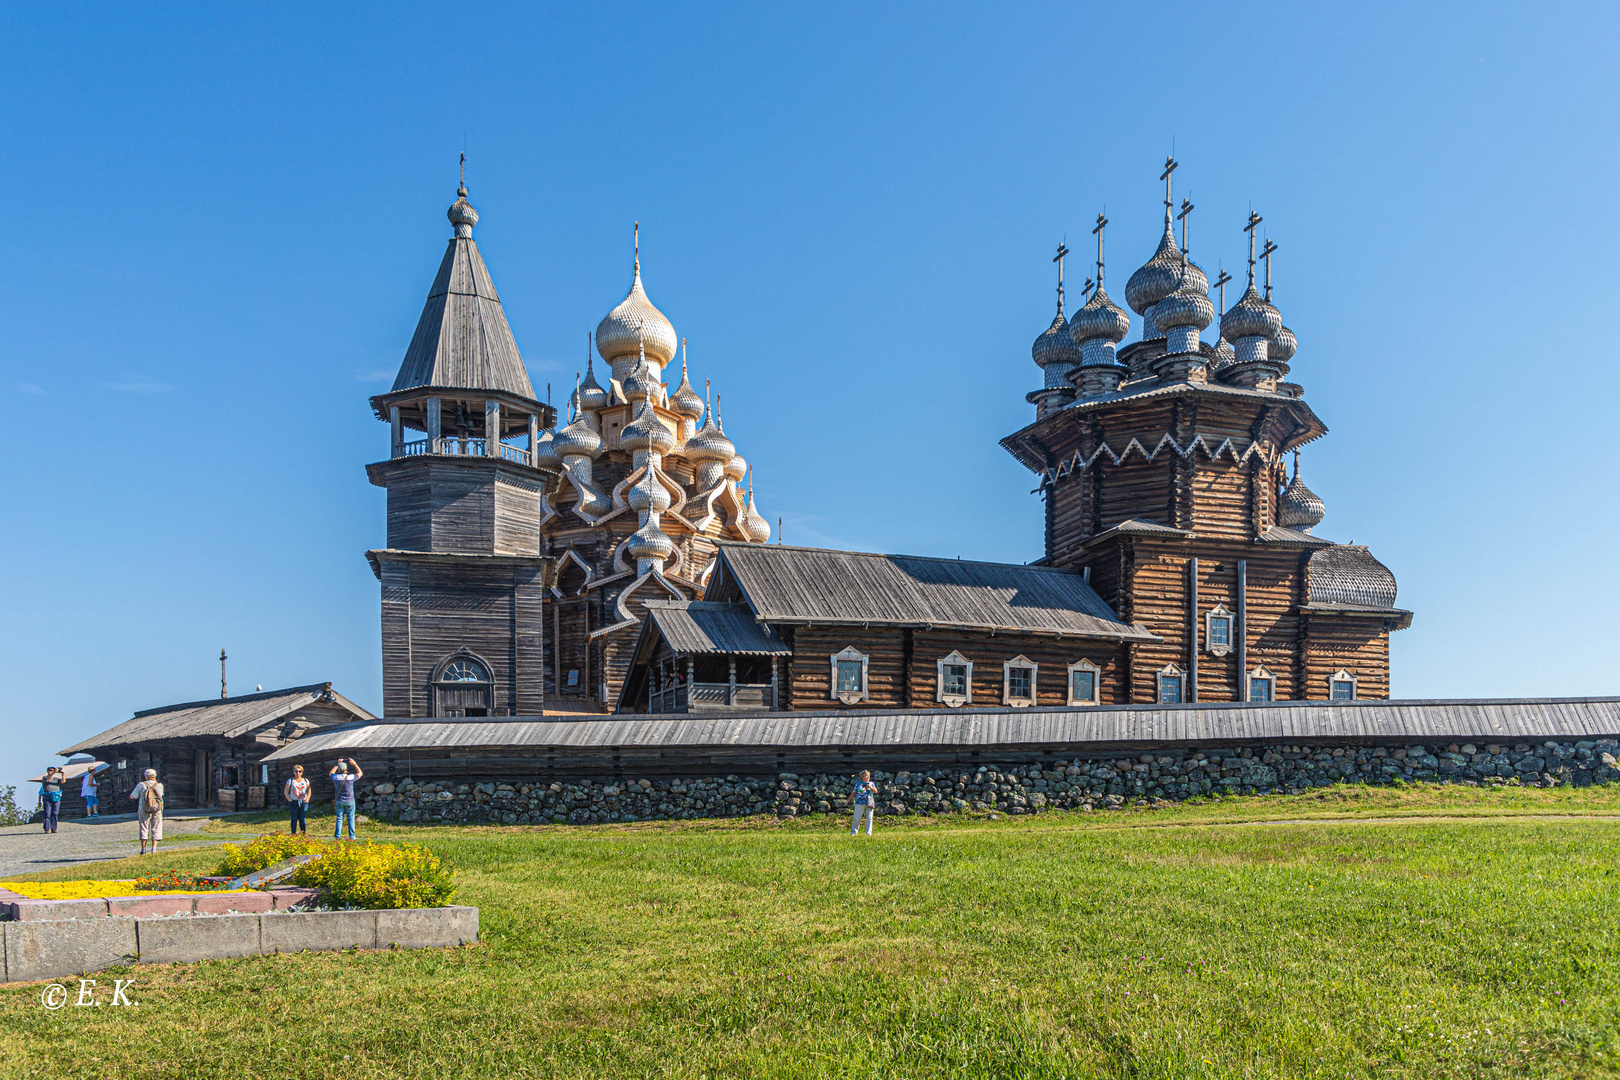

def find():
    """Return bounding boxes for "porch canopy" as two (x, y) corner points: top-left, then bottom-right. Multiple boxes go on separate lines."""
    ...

(620, 601), (790, 714)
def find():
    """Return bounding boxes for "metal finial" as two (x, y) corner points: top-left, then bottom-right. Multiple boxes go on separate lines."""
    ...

(1177, 197), (1194, 255)
(459, 152), (466, 193)
(1244, 211), (1263, 285)
(633, 221), (640, 273)
(680, 338), (688, 377)
(777, 517), (782, 544)
(1160, 156), (1179, 225)
(573, 371), (581, 421)
(220, 648), (227, 700)
(1092, 212), (1108, 288)
(1260, 238), (1279, 302)
(716, 394), (724, 433)
(1052, 241), (1069, 314)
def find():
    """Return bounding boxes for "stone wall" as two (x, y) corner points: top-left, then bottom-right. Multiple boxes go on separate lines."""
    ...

(355, 739), (1620, 825)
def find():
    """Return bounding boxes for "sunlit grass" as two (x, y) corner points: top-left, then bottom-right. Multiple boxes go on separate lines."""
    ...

(3, 783), (1618, 1079)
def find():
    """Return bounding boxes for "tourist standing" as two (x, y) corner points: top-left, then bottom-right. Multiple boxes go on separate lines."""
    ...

(284, 764), (311, 835)
(130, 769), (164, 855)
(81, 767), (100, 817)
(850, 770), (878, 837)
(330, 758), (363, 840)
(38, 767), (65, 833)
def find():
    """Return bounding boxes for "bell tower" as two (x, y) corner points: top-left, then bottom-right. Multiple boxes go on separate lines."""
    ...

(365, 174), (560, 717)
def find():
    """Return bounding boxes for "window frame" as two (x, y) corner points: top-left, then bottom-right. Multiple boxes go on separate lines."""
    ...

(828, 646), (870, 705)
(1329, 668), (1358, 702)
(1205, 604), (1235, 657)
(1067, 658), (1101, 705)
(1002, 655), (1038, 707)
(936, 650), (974, 707)
(1156, 663), (1186, 704)
(1248, 664), (1276, 703)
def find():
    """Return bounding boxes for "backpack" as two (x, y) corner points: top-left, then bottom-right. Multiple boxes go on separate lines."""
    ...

(143, 783), (163, 814)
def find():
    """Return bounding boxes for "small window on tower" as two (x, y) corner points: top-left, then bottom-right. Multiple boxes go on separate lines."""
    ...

(1157, 664), (1185, 704)
(1330, 669), (1357, 701)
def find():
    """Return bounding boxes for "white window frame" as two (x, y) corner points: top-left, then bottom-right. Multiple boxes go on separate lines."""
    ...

(1205, 604), (1235, 657)
(1329, 668), (1358, 702)
(1067, 659), (1101, 705)
(1156, 663), (1186, 704)
(936, 650), (974, 707)
(829, 646), (870, 704)
(1248, 665), (1276, 703)
(1002, 655), (1038, 707)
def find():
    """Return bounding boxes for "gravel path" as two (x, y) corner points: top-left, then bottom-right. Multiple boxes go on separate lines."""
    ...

(0, 813), (236, 878)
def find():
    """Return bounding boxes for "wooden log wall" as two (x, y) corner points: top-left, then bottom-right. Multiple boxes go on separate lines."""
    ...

(1302, 617), (1392, 700)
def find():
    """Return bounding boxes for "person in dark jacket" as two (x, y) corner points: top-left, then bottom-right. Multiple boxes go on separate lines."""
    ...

(38, 768), (65, 833)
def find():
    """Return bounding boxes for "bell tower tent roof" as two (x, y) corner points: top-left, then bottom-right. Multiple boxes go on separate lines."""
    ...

(390, 182), (537, 401)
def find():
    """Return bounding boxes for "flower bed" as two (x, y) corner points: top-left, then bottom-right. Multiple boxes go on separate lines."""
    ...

(2, 880), (252, 900)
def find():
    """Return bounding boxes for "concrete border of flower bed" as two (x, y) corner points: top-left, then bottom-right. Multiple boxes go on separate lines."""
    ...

(0, 887), (320, 922)
(0, 905), (478, 983)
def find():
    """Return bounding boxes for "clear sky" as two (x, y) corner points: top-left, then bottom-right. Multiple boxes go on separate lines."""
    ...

(4, 2), (1617, 794)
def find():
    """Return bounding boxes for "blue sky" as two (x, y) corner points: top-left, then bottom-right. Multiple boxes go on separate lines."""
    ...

(3, 2), (1617, 794)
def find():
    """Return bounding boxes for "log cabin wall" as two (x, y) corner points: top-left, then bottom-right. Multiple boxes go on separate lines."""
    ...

(1303, 617), (1392, 700)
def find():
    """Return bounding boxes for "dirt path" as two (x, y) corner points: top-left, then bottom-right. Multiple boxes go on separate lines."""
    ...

(0, 814), (234, 878)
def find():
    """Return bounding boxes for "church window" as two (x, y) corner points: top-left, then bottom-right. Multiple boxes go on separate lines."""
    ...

(1205, 605), (1234, 657)
(442, 658), (490, 683)
(1068, 659), (1100, 705)
(829, 647), (869, 705)
(566, 669), (580, 688)
(1248, 666), (1276, 702)
(936, 651), (974, 707)
(1002, 656), (1037, 706)
(1330, 669), (1357, 701)
(1156, 664), (1185, 704)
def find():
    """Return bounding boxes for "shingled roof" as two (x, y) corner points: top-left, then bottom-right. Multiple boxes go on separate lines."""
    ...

(707, 543), (1157, 641)
(59, 683), (374, 755)
(391, 211), (536, 401)
(643, 601), (791, 656)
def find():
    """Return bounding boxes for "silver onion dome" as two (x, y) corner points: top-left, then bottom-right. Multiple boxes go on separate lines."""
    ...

(552, 412), (603, 459)
(683, 414), (734, 463)
(627, 463), (672, 515)
(622, 400), (675, 456)
(1152, 268), (1216, 334)
(1220, 283), (1283, 342)
(596, 254), (677, 366)
(1278, 466), (1326, 532)
(1270, 324), (1298, 362)
(577, 360), (610, 413)
(448, 185), (478, 238)
(725, 448), (748, 484)
(743, 489), (772, 543)
(532, 427), (562, 469)
(669, 355), (705, 422)
(1069, 285), (1131, 345)
(1125, 226), (1208, 320)
(1031, 309), (1082, 371)
(1212, 336), (1236, 367)
(625, 519), (676, 563)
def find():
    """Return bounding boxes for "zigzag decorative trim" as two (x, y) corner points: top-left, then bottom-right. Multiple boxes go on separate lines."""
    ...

(1035, 432), (1282, 488)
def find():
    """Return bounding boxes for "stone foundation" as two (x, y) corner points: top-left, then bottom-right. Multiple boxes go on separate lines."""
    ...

(357, 738), (1620, 825)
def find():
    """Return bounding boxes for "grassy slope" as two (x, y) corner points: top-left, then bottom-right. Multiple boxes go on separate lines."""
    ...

(2, 785), (1618, 1080)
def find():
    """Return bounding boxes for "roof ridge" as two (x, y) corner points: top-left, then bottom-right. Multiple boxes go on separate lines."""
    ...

(717, 540), (1081, 575)
(131, 682), (331, 718)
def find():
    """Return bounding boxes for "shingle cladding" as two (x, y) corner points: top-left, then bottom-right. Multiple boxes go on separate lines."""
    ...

(392, 236), (536, 400)
(710, 543), (1154, 641)
(1308, 546), (1399, 608)
(59, 684), (374, 754)
(263, 697), (1620, 761)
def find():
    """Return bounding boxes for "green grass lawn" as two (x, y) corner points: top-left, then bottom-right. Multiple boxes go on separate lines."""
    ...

(3, 784), (1618, 1079)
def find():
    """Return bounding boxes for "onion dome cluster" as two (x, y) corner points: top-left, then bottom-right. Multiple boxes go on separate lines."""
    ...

(1127, 226), (1208, 335)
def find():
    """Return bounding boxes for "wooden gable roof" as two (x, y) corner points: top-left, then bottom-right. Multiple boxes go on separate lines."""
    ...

(59, 683), (374, 755)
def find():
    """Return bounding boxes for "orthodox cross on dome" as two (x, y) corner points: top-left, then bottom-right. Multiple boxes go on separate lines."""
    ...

(1092, 212), (1108, 287)
(1260, 238), (1279, 302)
(1177, 197), (1194, 255)
(1211, 268), (1233, 312)
(1052, 241), (1070, 313)
(1081, 277), (1095, 302)
(1160, 156), (1178, 225)
(1244, 211), (1263, 285)
(633, 221), (641, 272)
(459, 152), (465, 190)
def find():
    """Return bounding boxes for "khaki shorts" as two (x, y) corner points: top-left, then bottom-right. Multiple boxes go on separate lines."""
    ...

(138, 809), (163, 841)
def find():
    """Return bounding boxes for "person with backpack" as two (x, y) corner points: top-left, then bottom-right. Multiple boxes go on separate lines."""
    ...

(129, 769), (165, 855)
(850, 770), (878, 837)
(329, 757), (363, 840)
(38, 767), (65, 833)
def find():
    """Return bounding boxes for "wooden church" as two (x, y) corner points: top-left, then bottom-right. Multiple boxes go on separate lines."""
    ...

(367, 161), (1409, 719)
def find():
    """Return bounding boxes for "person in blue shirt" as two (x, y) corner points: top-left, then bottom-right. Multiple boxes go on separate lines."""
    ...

(329, 758), (363, 840)
(38, 767), (65, 833)
(850, 770), (878, 837)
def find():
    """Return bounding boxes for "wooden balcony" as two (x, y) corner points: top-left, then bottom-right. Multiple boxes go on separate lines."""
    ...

(648, 681), (776, 714)
(396, 438), (533, 467)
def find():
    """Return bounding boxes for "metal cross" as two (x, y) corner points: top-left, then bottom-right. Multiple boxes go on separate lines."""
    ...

(1053, 241), (1070, 311)
(220, 649), (228, 700)
(633, 221), (640, 267)
(1081, 276), (1095, 301)
(1260, 238), (1279, 302)
(459, 152), (465, 189)
(1160, 156), (1178, 221)
(1177, 197), (1194, 254)
(1244, 211), (1263, 284)
(1212, 268), (1233, 312)
(1092, 212), (1108, 287)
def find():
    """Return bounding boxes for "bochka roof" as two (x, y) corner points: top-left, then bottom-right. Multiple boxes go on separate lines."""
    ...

(707, 542), (1157, 642)
(392, 232), (537, 401)
(59, 684), (375, 755)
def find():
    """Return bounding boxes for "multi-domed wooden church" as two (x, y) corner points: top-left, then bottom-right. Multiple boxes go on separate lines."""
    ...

(365, 160), (1409, 721)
